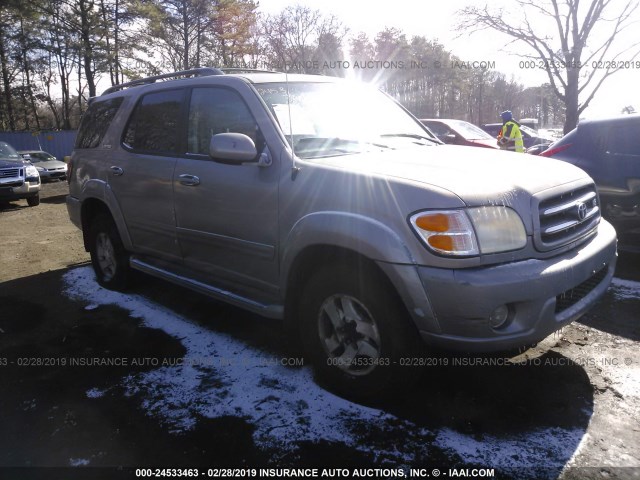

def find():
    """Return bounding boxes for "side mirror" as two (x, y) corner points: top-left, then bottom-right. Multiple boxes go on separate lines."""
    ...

(209, 133), (257, 163)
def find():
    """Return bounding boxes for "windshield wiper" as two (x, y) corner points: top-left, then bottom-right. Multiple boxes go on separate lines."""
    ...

(295, 137), (392, 156)
(380, 133), (441, 144)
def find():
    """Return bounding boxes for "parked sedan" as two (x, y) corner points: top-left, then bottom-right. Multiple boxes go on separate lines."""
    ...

(540, 114), (640, 249)
(420, 119), (499, 149)
(18, 150), (67, 182)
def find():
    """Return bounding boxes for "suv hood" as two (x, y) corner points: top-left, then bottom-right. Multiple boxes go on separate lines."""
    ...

(315, 145), (592, 206)
(0, 158), (28, 169)
(32, 159), (66, 169)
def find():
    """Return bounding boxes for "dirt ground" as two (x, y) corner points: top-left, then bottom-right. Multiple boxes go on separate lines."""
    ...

(1, 181), (639, 480)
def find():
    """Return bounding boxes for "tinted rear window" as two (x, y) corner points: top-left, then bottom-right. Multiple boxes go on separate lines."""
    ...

(76, 97), (124, 149)
(122, 89), (184, 154)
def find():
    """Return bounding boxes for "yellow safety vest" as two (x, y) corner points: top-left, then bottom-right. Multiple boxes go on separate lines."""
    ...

(499, 121), (525, 153)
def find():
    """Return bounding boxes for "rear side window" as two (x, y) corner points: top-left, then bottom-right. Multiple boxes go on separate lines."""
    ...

(607, 122), (640, 156)
(75, 97), (124, 149)
(123, 89), (184, 154)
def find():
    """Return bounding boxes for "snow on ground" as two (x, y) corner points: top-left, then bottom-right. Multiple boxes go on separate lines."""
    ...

(611, 277), (640, 302)
(64, 266), (594, 473)
(596, 278), (640, 399)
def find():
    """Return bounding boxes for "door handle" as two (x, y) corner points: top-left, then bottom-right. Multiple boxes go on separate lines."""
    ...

(110, 166), (124, 176)
(179, 174), (200, 186)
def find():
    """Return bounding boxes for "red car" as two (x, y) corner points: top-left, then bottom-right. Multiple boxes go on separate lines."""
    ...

(420, 119), (499, 149)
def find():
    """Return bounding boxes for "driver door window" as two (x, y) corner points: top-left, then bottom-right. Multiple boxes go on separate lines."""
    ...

(187, 88), (262, 155)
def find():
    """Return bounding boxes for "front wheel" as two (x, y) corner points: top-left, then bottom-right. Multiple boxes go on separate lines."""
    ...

(88, 214), (131, 290)
(300, 262), (421, 399)
(27, 194), (40, 207)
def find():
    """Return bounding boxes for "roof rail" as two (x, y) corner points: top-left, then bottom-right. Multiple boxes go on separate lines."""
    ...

(220, 68), (280, 74)
(101, 67), (224, 96)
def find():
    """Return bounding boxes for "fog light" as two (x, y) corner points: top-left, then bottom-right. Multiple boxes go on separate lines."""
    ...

(489, 305), (510, 329)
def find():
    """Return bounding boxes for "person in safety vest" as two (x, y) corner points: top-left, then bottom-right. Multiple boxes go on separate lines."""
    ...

(497, 110), (524, 153)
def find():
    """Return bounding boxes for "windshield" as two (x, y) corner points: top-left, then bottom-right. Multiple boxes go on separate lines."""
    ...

(254, 81), (438, 159)
(23, 152), (56, 163)
(449, 120), (494, 140)
(0, 142), (21, 160)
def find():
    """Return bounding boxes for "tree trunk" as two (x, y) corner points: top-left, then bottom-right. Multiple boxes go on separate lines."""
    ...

(20, 19), (41, 130)
(183, 1), (189, 69)
(80, 0), (96, 98)
(0, 26), (16, 130)
(564, 68), (580, 134)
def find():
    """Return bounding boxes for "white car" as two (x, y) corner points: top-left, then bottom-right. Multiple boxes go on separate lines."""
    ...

(19, 150), (68, 182)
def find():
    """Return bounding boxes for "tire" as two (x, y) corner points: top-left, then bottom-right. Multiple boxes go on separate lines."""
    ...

(27, 194), (40, 207)
(300, 262), (421, 399)
(88, 213), (130, 290)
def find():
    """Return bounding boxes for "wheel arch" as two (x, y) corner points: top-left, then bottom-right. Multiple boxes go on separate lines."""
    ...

(78, 180), (132, 251)
(280, 212), (438, 339)
(283, 244), (410, 346)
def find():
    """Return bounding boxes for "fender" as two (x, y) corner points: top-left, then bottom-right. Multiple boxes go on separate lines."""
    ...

(80, 178), (133, 251)
(280, 211), (440, 333)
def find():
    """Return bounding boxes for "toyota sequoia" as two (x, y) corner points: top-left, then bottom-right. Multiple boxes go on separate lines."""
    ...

(67, 68), (618, 397)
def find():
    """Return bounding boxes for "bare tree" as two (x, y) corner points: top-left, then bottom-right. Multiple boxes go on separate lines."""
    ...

(261, 4), (347, 73)
(459, 0), (640, 133)
(147, 0), (213, 71)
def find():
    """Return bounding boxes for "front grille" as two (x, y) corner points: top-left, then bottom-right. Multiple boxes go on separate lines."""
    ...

(555, 266), (608, 313)
(0, 167), (22, 179)
(535, 184), (600, 251)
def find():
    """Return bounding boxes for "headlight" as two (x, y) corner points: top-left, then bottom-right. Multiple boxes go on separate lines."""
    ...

(25, 165), (39, 177)
(467, 206), (526, 254)
(410, 207), (526, 256)
(36, 166), (46, 172)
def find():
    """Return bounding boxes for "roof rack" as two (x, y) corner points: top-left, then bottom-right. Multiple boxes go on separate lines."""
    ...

(101, 67), (224, 96)
(220, 68), (280, 74)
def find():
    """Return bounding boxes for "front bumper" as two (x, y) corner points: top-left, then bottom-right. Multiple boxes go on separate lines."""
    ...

(0, 178), (40, 201)
(400, 220), (617, 352)
(40, 170), (67, 181)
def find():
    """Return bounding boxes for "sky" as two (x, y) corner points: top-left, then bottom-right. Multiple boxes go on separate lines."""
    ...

(259, 0), (640, 120)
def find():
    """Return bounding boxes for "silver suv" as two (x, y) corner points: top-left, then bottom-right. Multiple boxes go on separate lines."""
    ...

(67, 68), (617, 397)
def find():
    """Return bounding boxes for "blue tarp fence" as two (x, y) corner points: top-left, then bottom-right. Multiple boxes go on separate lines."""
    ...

(0, 131), (77, 161)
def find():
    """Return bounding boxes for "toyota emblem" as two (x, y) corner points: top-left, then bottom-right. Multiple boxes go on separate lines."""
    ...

(576, 202), (587, 221)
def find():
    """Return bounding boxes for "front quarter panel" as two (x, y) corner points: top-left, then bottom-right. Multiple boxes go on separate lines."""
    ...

(280, 210), (440, 332)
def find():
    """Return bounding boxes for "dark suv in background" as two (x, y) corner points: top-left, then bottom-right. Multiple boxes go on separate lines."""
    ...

(541, 115), (640, 249)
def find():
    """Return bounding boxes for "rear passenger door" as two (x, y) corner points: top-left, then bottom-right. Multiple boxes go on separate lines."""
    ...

(173, 86), (279, 295)
(111, 88), (184, 261)
(602, 120), (640, 217)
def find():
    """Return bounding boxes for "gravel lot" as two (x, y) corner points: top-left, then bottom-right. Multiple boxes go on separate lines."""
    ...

(1, 181), (639, 480)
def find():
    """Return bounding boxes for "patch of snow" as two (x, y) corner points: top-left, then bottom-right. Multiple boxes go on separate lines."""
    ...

(63, 266), (588, 472)
(69, 458), (90, 467)
(86, 388), (106, 399)
(84, 304), (99, 311)
(610, 278), (640, 301)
